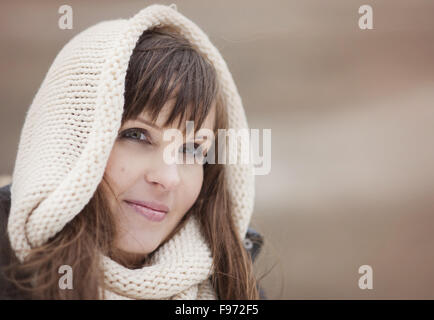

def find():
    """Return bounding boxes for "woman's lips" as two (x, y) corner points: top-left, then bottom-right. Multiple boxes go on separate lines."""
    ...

(125, 199), (169, 212)
(124, 200), (168, 222)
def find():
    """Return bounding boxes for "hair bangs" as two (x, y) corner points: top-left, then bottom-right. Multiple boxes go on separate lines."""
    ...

(122, 27), (220, 134)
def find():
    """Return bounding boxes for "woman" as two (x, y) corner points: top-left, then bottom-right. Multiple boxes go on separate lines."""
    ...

(0, 4), (262, 299)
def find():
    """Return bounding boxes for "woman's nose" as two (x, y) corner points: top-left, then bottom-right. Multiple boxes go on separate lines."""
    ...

(145, 160), (181, 191)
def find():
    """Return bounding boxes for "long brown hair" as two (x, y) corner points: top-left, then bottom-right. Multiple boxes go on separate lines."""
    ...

(3, 26), (259, 299)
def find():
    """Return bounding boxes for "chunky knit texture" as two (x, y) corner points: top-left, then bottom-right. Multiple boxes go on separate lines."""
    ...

(7, 4), (255, 299)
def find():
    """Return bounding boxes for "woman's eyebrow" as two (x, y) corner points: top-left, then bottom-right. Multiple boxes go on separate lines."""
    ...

(135, 117), (161, 130)
(134, 117), (213, 141)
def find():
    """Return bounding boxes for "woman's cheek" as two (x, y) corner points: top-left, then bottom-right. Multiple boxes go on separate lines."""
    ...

(105, 142), (146, 194)
(178, 164), (204, 211)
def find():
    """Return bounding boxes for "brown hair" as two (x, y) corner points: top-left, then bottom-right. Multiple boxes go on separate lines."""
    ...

(3, 26), (259, 299)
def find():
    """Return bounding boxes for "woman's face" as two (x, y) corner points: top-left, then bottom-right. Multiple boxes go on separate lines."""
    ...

(104, 100), (215, 258)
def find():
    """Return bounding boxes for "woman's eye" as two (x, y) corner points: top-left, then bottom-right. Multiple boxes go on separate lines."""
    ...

(121, 128), (151, 144)
(179, 142), (202, 156)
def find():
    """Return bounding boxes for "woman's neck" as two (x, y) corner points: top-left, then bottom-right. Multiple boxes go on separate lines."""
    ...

(110, 247), (149, 269)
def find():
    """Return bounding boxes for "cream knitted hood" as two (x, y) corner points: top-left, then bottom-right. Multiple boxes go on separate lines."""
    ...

(7, 4), (255, 299)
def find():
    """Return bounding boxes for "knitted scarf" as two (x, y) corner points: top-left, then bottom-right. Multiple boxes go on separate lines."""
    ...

(7, 4), (255, 300)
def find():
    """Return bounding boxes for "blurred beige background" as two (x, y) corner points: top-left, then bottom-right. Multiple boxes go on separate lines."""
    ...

(1, 0), (434, 299)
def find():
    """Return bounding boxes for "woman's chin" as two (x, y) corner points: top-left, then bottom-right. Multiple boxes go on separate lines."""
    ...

(114, 237), (161, 257)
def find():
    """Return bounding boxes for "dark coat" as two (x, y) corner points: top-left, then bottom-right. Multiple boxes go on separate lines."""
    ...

(0, 183), (265, 299)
